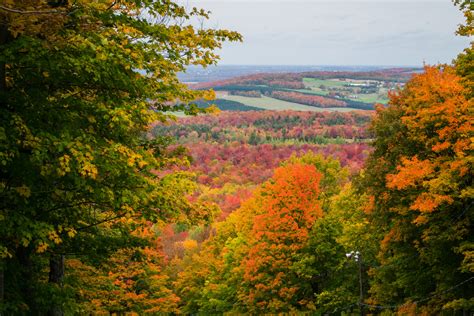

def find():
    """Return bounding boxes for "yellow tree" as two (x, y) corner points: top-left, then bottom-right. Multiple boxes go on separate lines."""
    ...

(0, 0), (240, 313)
(174, 196), (258, 313)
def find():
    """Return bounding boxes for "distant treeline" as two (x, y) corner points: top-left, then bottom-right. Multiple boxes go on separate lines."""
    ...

(193, 99), (263, 111)
(154, 110), (373, 144)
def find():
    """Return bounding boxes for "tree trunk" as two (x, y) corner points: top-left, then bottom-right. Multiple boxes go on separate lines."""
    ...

(0, 14), (10, 94)
(0, 262), (3, 316)
(0, 20), (8, 313)
(0, 26), (8, 315)
(16, 247), (36, 313)
(0, 16), (9, 316)
(48, 254), (65, 316)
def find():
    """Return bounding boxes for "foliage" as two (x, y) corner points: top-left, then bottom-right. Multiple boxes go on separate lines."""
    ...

(0, 0), (240, 312)
(288, 184), (378, 314)
(1, 0), (472, 314)
(67, 221), (180, 314)
(174, 154), (358, 313)
(154, 110), (372, 145)
(240, 162), (323, 312)
(229, 90), (262, 98)
(360, 65), (473, 312)
(152, 110), (370, 216)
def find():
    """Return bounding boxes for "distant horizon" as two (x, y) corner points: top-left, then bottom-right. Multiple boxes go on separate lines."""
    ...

(179, 64), (424, 83)
(195, 64), (424, 68)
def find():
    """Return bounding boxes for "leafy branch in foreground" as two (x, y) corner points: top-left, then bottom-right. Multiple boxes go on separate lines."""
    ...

(0, 0), (240, 313)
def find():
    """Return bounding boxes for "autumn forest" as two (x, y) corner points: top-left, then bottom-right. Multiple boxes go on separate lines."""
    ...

(0, 0), (473, 315)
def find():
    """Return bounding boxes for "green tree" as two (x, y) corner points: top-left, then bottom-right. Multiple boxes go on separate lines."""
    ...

(295, 184), (378, 314)
(0, 0), (240, 313)
(454, 0), (473, 99)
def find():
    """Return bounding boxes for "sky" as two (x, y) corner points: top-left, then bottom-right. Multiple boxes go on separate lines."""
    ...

(184, 0), (471, 66)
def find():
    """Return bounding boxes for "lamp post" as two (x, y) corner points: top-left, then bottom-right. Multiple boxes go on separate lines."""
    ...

(346, 251), (364, 316)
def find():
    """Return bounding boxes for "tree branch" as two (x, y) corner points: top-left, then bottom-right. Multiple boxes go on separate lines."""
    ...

(106, 0), (118, 11)
(76, 212), (132, 232)
(0, 5), (64, 15)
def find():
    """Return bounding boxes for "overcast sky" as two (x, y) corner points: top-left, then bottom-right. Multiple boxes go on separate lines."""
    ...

(185, 0), (470, 66)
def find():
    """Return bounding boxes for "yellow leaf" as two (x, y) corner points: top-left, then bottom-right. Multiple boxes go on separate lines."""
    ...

(36, 242), (48, 253)
(67, 228), (77, 238)
(15, 185), (31, 198)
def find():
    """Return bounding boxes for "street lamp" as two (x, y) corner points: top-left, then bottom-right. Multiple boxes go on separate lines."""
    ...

(346, 251), (364, 316)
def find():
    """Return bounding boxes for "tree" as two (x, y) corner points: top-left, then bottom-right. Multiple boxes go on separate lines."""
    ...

(174, 188), (264, 313)
(294, 184), (378, 314)
(0, 0), (240, 313)
(360, 65), (473, 312)
(453, 0), (473, 99)
(67, 220), (181, 314)
(173, 154), (350, 313)
(240, 162), (323, 312)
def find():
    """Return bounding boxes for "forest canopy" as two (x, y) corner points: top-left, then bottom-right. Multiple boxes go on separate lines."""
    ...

(0, 0), (472, 315)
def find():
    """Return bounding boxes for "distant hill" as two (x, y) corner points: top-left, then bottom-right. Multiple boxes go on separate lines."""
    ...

(189, 68), (419, 111)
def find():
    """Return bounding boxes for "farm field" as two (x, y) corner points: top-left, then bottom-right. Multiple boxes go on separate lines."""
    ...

(303, 77), (348, 88)
(288, 87), (389, 104)
(355, 93), (389, 103)
(301, 77), (390, 104)
(221, 95), (359, 112)
(191, 69), (413, 110)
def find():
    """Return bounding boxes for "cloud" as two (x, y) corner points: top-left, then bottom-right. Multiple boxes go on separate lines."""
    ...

(185, 1), (470, 65)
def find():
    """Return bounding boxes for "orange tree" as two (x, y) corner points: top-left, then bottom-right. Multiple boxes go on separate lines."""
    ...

(360, 64), (473, 312)
(240, 162), (323, 312)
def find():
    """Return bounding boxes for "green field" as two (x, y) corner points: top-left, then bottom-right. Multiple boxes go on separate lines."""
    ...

(300, 78), (346, 97)
(355, 93), (389, 104)
(302, 77), (389, 104)
(291, 88), (330, 96)
(221, 95), (359, 112)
